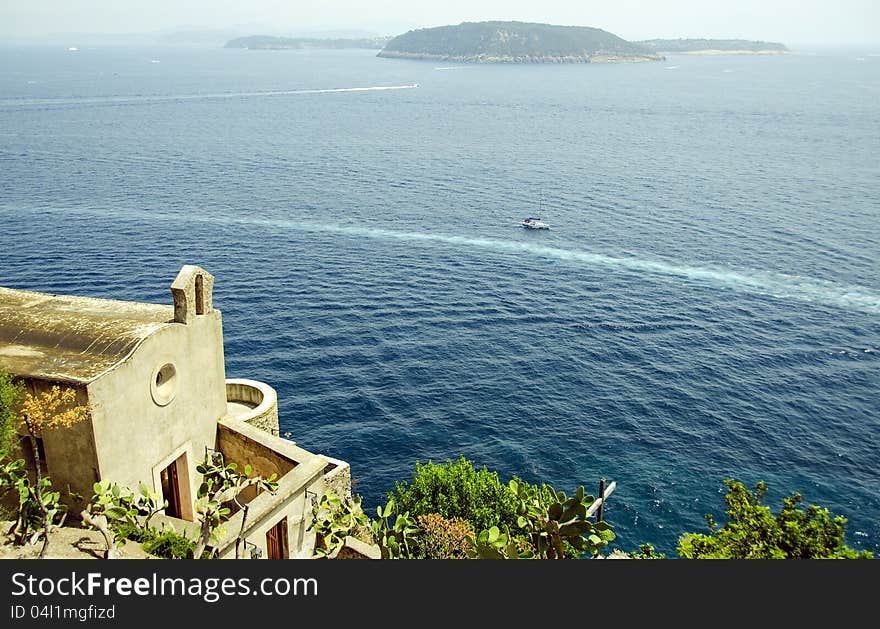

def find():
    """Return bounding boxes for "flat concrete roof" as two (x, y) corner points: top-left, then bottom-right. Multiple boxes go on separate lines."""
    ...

(0, 286), (174, 384)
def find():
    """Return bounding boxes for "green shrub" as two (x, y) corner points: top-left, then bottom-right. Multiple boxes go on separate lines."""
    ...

(0, 369), (23, 462)
(141, 528), (197, 559)
(115, 520), (149, 543)
(390, 455), (521, 532)
(677, 479), (873, 559)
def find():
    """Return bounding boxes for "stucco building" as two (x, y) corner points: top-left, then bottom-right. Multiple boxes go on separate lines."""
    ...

(0, 265), (354, 559)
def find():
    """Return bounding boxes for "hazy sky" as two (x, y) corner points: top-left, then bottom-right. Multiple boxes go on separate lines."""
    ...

(2, 0), (878, 45)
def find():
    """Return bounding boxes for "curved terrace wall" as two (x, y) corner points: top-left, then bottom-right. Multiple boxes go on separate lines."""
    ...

(226, 378), (279, 436)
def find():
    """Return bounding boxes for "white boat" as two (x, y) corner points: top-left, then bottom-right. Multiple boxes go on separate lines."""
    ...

(521, 217), (549, 230)
(521, 189), (550, 229)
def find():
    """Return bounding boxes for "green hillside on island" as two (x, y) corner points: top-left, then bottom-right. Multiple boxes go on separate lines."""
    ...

(636, 38), (790, 54)
(225, 35), (392, 50)
(377, 21), (664, 63)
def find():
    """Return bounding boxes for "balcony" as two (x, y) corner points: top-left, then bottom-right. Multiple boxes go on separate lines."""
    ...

(225, 378), (279, 436)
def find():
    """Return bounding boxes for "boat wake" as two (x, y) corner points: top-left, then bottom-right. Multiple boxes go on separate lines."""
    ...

(188, 213), (880, 315)
(8, 205), (879, 315)
(301, 223), (880, 314)
(0, 84), (419, 109)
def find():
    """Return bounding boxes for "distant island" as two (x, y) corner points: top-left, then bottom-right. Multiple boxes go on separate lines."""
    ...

(376, 21), (664, 63)
(635, 38), (791, 55)
(224, 35), (392, 50)
(224, 28), (791, 62)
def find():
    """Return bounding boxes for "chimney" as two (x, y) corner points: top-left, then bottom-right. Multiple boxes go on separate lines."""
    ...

(170, 265), (214, 324)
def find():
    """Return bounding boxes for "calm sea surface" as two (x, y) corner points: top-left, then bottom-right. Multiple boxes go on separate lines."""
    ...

(1, 44), (878, 556)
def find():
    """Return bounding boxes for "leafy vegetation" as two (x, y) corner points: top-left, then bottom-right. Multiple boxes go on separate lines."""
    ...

(0, 458), (68, 546)
(371, 496), (420, 559)
(625, 543), (666, 559)
(371, 461), (871, 559)
(0, 369), (23, 462)
(109, 517), (198, 559)
(2, 383), (90, 558)
(308, 489), (371, 558)
(492, 479), (614, 559)
(140, 528), (198, 559)
(463, 479), (614, 559)
(309, 457), (613, 559)
(80, 480), (167, 558)
(1, 383), (871, 563)
(389, 455), (521, 533)
(193, 450), (278, 560)
(676, 479), (872, 559)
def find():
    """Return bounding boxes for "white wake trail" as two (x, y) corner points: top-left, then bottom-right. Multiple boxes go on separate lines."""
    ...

(236, 218), (880, 316)
(0, 84), (419, 108)
(10, 204), (878, 315)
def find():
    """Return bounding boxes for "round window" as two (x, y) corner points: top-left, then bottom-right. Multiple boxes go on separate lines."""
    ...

(151, 363), (177, 406)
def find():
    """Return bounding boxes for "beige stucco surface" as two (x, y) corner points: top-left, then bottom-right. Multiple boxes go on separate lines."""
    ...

(87, 312), (227, 508)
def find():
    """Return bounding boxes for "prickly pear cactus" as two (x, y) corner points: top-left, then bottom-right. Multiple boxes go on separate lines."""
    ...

(472, 480), (615, 559)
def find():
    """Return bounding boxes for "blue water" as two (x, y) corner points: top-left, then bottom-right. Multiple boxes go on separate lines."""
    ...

(1, 45), (878, 557)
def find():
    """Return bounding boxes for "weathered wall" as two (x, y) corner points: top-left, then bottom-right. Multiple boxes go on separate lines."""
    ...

(216, 421), (297, 482)
(322, 456), (352, 500)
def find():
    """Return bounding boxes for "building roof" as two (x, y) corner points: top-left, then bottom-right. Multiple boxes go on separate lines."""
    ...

(0, 286), (174, 384)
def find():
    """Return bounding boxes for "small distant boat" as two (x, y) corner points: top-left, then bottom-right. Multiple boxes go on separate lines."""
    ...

(66, 47), (78, 52)
(521, 189), (550, 229)
(521, 217), (549, 230)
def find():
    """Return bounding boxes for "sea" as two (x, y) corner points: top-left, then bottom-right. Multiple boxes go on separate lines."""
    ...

(0, 43), (877, 557)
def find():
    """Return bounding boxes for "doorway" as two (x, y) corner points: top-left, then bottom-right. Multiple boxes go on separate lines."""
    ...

(266, 517), (289, 560)
(160, 458), (183, 519)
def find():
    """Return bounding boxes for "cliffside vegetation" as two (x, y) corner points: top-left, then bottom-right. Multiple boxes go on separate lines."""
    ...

(676, 479), (871, 559)
(313, 455), (615, 559)
(377, 21), (663, 63)
(317, 456), (871, 559)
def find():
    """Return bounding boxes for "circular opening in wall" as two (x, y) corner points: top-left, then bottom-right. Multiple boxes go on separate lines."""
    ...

(151, 363), (177, 406)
